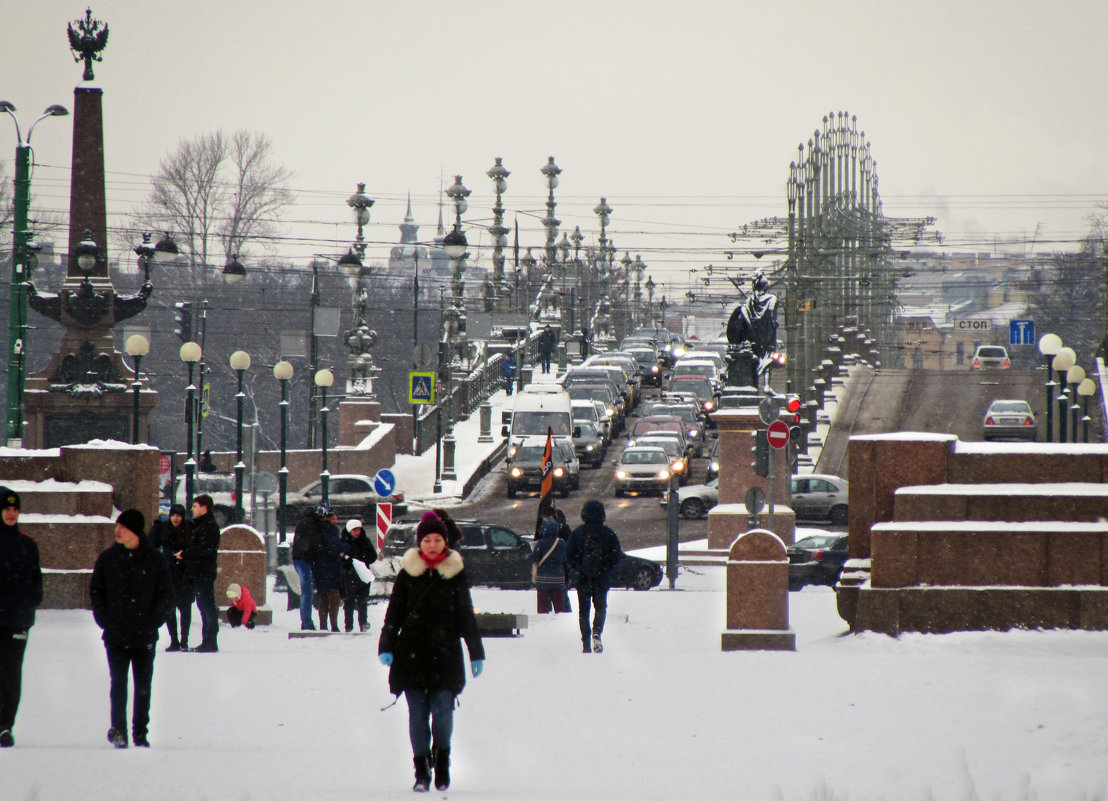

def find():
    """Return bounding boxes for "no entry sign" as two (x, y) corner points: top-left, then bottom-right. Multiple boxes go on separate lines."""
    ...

(767, 420), (790, 449)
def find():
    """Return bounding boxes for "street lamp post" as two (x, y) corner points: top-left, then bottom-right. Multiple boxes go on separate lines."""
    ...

(1078, 378), (1097, 443)
(1038, 333), (1062, 442)
(487, 158), (511, 310)
(1052, 347), (1076, 443)
(273, 360), (294, 542)
(230, 350), (251, 523)
(124, 335), (149, 444)
(2, 100), (69, 446)
(315, 368), (335, 502)
(180, 342), (203, 508)
(541, 157), (562, 322)
(1067, 364), (1086, 443)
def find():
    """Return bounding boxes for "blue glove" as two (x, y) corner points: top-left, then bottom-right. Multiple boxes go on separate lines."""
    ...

(379, 653), (393, 667)
(471, 659), (484, 677)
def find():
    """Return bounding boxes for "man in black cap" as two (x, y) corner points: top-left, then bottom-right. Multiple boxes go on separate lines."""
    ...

(0, 487), (41, 747)
(90, 509), (172, 748)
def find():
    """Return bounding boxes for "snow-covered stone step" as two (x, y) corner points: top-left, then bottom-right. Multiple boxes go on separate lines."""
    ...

(0, 478), (115, 517)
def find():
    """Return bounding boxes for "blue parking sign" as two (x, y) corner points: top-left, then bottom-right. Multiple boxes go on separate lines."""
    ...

(1009, 320), (1034, 345)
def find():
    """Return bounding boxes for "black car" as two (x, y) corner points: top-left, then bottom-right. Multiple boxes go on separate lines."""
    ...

(786, 533), (849, 590)
(382, 520), (663, 590)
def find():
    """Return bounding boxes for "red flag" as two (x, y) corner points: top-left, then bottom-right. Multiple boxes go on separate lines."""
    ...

(535, 427), (554, 533)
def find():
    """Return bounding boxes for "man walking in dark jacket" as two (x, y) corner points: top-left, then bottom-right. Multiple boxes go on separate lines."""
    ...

(565, 499), (622, 654)
(175, 494), (221, 652)
(90, 509), (172, 748)
(538, 324), (557, 374)
(0, 488), (42, 747)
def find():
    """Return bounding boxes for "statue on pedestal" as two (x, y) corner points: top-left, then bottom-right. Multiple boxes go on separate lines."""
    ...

(725, 272), (779, 388)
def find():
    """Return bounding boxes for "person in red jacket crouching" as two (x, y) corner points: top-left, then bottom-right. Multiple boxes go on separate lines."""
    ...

(225, 583), (258, 629)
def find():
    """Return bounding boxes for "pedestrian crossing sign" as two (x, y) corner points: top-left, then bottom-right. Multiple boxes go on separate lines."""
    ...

(408, 371), (435, 404)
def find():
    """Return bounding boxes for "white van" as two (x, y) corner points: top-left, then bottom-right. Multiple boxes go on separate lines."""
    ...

(502, 388), (574, 439)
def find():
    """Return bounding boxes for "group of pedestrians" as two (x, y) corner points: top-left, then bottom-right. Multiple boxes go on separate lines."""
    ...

(530, 500), (623, 653)
(290, 502), (378, 632)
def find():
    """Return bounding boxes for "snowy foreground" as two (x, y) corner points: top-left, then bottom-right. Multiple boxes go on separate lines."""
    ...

(7, 563), (1108, 801)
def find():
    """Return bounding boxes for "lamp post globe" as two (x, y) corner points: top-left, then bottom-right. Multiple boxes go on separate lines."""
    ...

(179, 341), (203, 507)
(1052, 349), (1076, 443)
(273, 360), (294, 542)
(230, 350), (252, 523)
(1039, 334), (1063, 442)
(315, 368), (334, 502)
(124, 335), (150, 444)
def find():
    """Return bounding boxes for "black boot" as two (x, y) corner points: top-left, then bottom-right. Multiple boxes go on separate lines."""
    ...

(433, 747), (451, 791)
(412, 754), (431, 792)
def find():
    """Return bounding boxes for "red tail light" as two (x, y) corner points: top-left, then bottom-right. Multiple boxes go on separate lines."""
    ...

(813, 549), (825, 561)
(1023, 418), (1034, 426)
(985, 417), (995, 426)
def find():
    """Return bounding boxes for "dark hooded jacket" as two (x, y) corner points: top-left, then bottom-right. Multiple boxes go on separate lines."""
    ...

(378, 548), (484, 697)
(0, 522), (42, 631)
(90, 535), (173, 648)
(312, 518), (349, 594)
(566, 500), (622, 583)
(292, 511), (322, 562)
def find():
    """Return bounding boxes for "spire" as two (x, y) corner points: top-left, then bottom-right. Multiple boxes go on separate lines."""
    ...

(399, 193), (419, 244)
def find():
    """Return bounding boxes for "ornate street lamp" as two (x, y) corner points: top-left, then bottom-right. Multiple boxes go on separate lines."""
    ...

(179, 341), (203, 508)
(1078, 378), (1097, 443)
(229, 350), (252, 523)
(133, 232), (176, 283)
(1066, 364), (1086, 443)
(2, 99), (68, 446)
(346, 182), (374, 262)
(315, 368), (335, 502)
(124, 335), (149, 444)
(273, 360), (294, 542)
(1038, 333), (1062, 442)
(540, 157), (562, 320)
(487, 158), (511, 310)
(1052, 347), (1076, 443)
(632, 255), (647, 327)
(223, 253), (246, 284)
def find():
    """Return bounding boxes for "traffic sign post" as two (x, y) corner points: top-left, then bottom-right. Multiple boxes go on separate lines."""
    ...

(1010, 319), (1035, 346)
(408, 371), (435, 404)
(767, 420), (790, 449)
(375, 502), (392, 553)
(373, 468), (396, 498)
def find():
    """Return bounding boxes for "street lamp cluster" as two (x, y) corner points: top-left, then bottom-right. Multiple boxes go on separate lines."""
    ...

(1038, 333), (1098, 443)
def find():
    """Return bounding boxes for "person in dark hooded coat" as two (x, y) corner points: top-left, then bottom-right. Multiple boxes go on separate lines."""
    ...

(89, 509), (173, 748)
(0, 487), (41, 748)
(378, 510), (484, 792)
(149, 504), (191, 651)
(565, 499), (622, 654)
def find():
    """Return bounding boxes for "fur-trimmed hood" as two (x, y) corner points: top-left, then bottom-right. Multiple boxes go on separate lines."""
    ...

(400, 547), (465, 580)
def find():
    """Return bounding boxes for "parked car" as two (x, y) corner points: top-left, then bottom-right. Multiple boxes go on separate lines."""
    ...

(787, 532), (849, 589)
(614, 446), (677, 497)
(284, 474), (408, 521)
(506, 436), (580, 498)
(705, 438), (720, 483)
(983, 399), (1037, 441)
(660, 478), (719, 519)
(970, 345), (1010, 370)
(789, 473), (849, 525)
(381, 520), (663, 590)
(173, 471), (278, 527)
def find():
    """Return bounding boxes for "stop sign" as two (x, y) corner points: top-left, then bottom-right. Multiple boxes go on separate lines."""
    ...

(767, 420), (790, 449)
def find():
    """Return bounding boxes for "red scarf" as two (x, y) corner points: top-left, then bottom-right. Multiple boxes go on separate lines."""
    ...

(419, 550), (448, 570)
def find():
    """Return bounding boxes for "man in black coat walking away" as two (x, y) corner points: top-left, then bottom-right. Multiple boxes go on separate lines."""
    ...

(565, 499), (622, 654)
(90, 509), (172, 748)
(538, 324), (557, 374)
(175, 494), (221, 652)
(0, 488), (42, 748)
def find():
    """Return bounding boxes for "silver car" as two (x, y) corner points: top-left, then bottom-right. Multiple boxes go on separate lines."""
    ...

(660, 478), (719, 519)
(614, 446), (676, 497)
(983, 399), (1037, 441)
(789, 473), (849, 525)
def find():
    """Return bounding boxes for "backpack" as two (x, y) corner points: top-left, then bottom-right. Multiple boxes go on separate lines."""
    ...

(579, 528), (605, 577)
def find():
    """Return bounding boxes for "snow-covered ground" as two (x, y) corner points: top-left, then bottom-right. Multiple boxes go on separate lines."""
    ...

(6, 565), (1108, 801)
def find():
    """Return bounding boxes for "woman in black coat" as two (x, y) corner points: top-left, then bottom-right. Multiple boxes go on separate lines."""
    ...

(378, 511), (484, 792)
(149, 504), (191, 651)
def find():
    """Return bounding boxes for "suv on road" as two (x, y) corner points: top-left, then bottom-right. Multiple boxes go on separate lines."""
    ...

(970, 345), (1010, 370)
(506, 436), (580, 498)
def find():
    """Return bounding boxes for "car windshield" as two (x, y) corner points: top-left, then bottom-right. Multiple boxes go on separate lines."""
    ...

(621, 449), (667, 465)
(674, 363), (715, 378)
(670, 378), (711, 398)
(988, 401), (1032, 414)
(793, 535), (844, 549)
(577, 422), (599, 437)
(640, 438), (679, 457)
(515, 445), (562, 462)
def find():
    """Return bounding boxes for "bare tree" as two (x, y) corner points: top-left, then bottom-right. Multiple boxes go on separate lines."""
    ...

(136, 130), (292, 273)
(219, 130), (293, 262)
(0, 161), (12, 233)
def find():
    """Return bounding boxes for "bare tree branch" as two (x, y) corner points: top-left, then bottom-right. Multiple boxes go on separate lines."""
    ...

(218, 130), (294, 261)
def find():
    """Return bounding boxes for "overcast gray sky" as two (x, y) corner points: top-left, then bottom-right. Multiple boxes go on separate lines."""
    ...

(4, 0), (1106, 295)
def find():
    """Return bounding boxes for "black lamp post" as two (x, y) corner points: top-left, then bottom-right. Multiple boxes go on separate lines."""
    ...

(124, 334), (149, 444)
(180, 341), (202, 508)
(230, 350), (251, 523)
(273, 360), (294, 542)
(315, 368), (334, 502)
(1067, 364), (1085, 443)
(1078, 378), (1097, 443)
(1038, 333), (1062, 442)
(1053, 348), (1075, 443)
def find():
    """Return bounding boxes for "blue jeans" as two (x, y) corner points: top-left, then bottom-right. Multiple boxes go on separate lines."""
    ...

(404, 688), (454, 756)
(293, 560), (316, 630)
(192, 578), (218, 645)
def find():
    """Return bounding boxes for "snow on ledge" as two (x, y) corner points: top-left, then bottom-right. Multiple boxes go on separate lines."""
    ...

(850, 432), (957, 442)
(65, 439), (160, 451)
(873, 520), (1108, 532)
(896, 482), (1108, 496)
(955, 440), (1108, 455)
(0, 478), (114, 493)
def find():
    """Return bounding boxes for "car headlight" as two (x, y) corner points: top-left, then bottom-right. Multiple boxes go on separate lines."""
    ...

(651, 365), (659, 373)
(672, 461), (685, 472)
(703, 401), (715, 411)
(673, 347), (686, 358)
(508, 445), (518, 458)
(627, 439), (637, 447)
(658, 469), (670, 480)
(605, 406), (615, 416)
(688, 428), (697, 438)
(710, 460), (719, 472)
(616, 470), (629, 480)
(509, 467), (522, 478)
(585, 444), (595, 451)
(553, 467), (564, 477)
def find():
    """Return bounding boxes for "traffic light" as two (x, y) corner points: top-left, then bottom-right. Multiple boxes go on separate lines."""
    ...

(173, 301), (193, 342)
(752, 429), (769, 477)
(786, 395), (802, 423)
